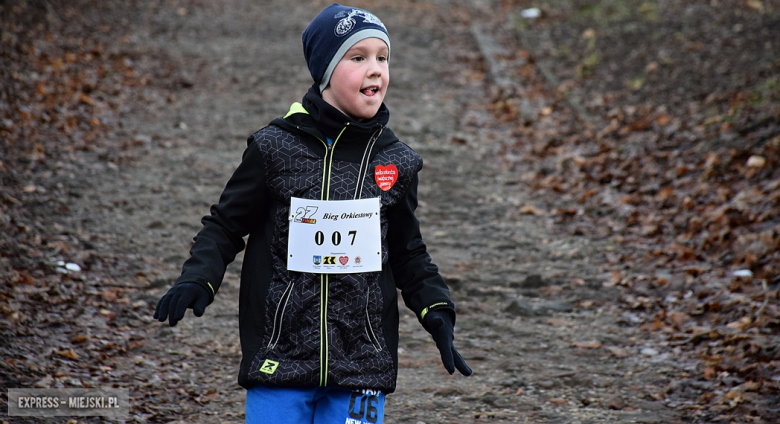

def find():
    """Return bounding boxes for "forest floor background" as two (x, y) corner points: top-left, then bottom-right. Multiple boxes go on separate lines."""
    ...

(1, 0), (779, 423)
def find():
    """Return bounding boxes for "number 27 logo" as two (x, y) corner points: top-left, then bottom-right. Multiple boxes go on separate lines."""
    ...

(293, 206), (318, 224)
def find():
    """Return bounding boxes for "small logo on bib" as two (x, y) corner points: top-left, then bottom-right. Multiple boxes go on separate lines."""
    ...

(375, 164), (398, 191)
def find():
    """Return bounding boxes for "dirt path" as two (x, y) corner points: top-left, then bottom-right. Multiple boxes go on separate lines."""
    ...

(3, 0), (776, 423)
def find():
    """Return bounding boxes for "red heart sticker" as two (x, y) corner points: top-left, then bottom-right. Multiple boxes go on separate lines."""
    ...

(339, 256), (349, 265)
(375, 164), (398, 191)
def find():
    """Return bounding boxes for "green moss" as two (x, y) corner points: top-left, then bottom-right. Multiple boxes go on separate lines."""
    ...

(626, 76), (645, 91)
(577, 51), (601, 77)
(639, 1), (658, 21)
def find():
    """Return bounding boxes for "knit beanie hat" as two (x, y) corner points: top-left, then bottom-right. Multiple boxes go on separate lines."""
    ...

(303, 3), (391, 94)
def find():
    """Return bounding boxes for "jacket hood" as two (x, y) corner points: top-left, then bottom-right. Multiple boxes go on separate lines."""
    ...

(268, 85), (399, 163)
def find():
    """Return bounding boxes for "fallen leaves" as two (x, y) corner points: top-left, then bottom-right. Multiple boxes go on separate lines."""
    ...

(570, 340), (602, 349)
(520, 204), (545, 215)
(492, 49), (780, 421)
(606, 346), (628, 358)
(515, 106), (780, 284)
(548, 397), (568, 406)
(0, 1), (217, 420)
(491, 1), (780, 419)
(53, 348), (80, 361)
(71, 335), (89, 344)
(605, 395), (625, 410)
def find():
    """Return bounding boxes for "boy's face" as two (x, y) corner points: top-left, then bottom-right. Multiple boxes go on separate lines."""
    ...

(322, 37), (389, 121)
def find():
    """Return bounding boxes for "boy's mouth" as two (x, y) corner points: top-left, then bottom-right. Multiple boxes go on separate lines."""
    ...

(361, 86), (380, 96)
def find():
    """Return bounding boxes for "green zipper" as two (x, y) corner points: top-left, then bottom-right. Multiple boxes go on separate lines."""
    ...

(320, 274), (329, 386)
(317, 124), (348, 387)
(320, 125), (348, 201)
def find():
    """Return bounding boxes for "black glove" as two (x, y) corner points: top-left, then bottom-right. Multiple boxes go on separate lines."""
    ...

(425, 310), (472, 376)
(153, 283), (210, 327)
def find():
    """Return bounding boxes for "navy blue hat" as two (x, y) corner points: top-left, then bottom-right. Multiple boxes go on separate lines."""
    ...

(303, 3), (391, 93)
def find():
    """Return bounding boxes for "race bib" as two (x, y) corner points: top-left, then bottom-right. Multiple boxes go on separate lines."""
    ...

(287, 197), (382, 274)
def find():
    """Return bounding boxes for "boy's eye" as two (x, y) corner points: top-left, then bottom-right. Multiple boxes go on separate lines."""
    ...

(351, 56), (365, 62)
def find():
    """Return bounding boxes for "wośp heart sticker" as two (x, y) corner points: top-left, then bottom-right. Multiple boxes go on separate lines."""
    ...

(375, 164), (398, 191)
(338, 256), (349, 265)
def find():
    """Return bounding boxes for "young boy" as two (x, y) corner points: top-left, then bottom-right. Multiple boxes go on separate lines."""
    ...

(153, 3), (471, 423)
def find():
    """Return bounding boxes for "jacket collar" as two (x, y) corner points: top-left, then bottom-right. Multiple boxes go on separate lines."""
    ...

(301, 84), (390, 141)
(270, 85), (398, 163)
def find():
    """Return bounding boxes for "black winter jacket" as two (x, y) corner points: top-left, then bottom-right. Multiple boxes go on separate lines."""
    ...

(174, 87), (455, 393)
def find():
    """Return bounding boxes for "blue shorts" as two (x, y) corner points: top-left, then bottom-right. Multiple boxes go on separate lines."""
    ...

(246, 385), (385, 424)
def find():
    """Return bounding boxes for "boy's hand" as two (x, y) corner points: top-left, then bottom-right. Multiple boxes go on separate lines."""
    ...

(425, 310), (473, 376)
(153, 283), (210, 327)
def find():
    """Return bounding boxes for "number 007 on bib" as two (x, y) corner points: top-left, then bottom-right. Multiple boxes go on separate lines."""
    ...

(287, 197), (382, 274)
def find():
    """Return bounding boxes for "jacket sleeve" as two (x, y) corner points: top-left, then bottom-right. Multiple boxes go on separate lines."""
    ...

(386, 172), (455, 325)
(174, 136), (268, 302)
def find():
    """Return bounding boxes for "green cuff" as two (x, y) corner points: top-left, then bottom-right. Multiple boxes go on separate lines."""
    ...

(420, 302), (450, 320)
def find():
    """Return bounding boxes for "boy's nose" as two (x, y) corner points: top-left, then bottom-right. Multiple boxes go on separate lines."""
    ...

(367, 59), (383, 76)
